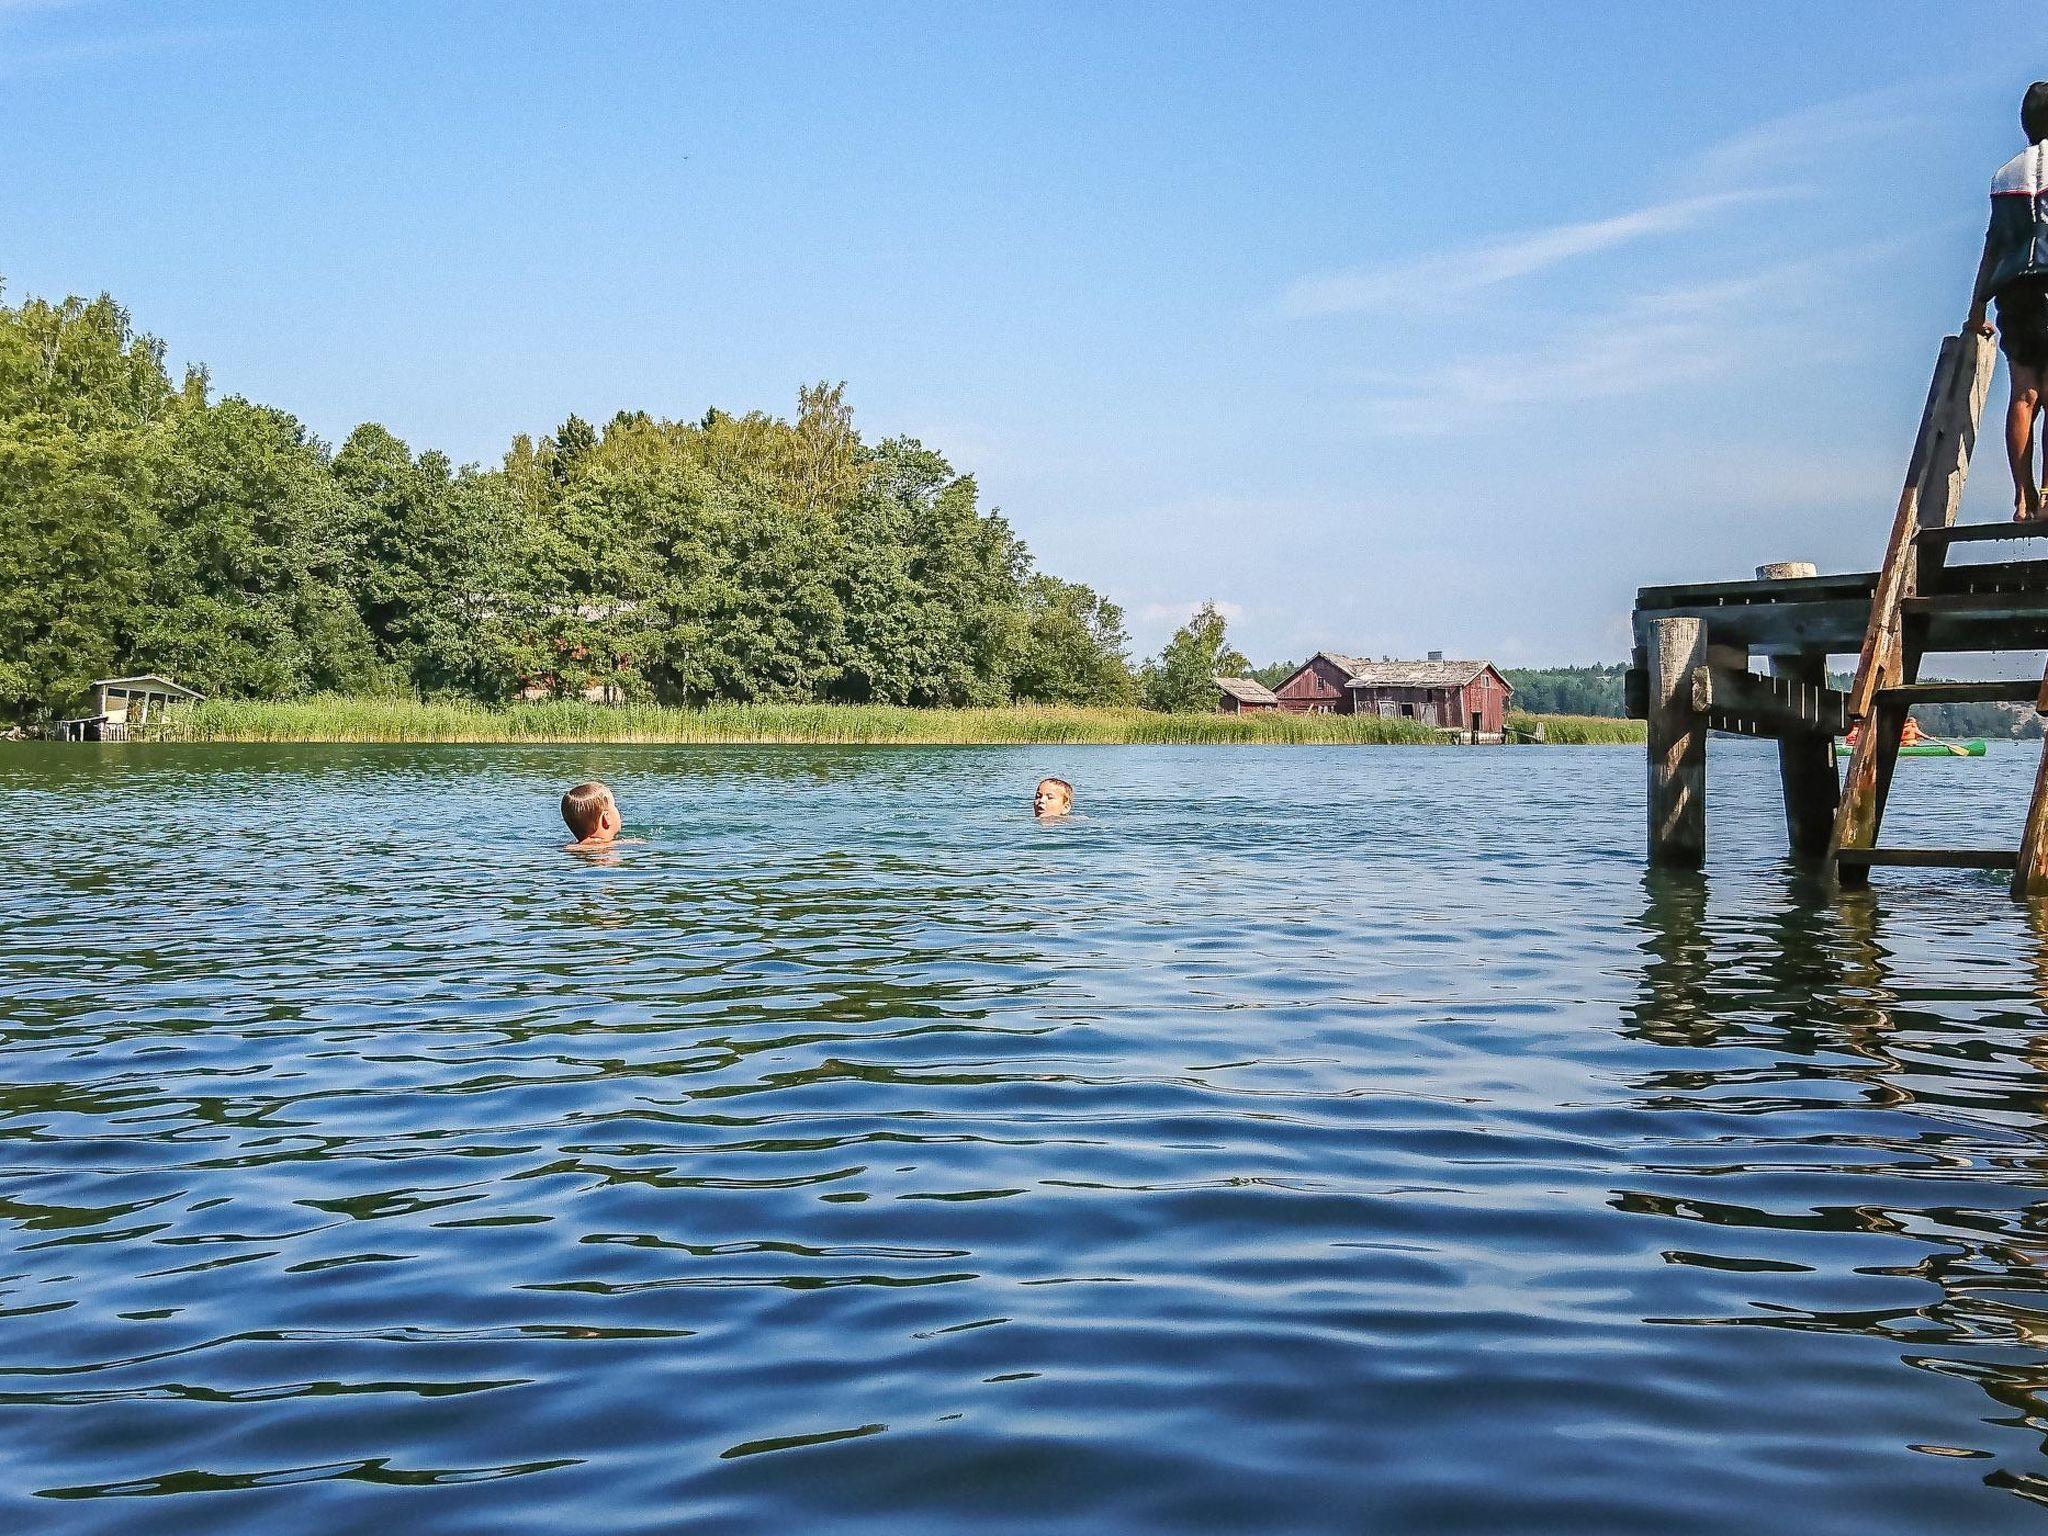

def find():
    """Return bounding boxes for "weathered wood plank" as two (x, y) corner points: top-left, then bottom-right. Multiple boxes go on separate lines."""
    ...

(1901, 591), (2048, 622)
(1923, 558), (2048, 594)
(1635, 599), (1873, 656)
(1838, 847), (2019, 870)
(1918, 521), (2048, 548)
(1690, 663), (1849, 734)
(1876, 680), (2037, 705)
(1634, 572), (1875, 610)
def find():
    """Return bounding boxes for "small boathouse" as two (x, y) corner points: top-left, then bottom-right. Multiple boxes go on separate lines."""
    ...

(53, 675), (204, 741)
(1214, 677), (1280, 713)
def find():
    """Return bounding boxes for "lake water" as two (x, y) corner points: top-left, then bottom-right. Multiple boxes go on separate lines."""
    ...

(7, 740), (2048, 1533)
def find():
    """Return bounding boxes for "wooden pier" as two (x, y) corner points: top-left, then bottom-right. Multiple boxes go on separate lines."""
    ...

(1628, 330), (2048, 899)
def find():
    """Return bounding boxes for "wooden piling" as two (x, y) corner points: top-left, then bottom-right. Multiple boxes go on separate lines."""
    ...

(1751, 564), (1837, 860)
(1771, 653), (1837, 859)
(1645, 616), (1707, 867)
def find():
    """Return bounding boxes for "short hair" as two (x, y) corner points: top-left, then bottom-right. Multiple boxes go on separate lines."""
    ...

(2026, 82), (2048, 144)
(1040, 776), (1073, 800)
(561, 781), (614, 838)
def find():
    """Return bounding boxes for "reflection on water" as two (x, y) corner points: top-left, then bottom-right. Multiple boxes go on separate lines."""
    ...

(1627, 869), (2048, 1512)
(4, 740), (2048, 1533)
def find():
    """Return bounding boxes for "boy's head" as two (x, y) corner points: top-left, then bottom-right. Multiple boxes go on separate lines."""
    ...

(1033, 777), (1074, 819)
(2025, 82), (2048, 144)
(561, 781), (621, 844)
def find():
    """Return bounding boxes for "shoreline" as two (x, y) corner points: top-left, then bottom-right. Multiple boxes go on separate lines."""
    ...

(101, 698), (1647, 747)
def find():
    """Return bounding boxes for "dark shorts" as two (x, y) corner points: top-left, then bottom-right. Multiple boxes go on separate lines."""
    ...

(1997, 276), (2048, 370)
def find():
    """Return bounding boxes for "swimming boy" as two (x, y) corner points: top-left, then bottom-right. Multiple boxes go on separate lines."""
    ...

(1968, 82), (2048, 521)
(561, 781), (623, 847)
(1033, 777), (1074, 820)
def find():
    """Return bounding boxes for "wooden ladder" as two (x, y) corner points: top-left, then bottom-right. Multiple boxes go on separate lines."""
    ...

(1827, 328), (2048, 896)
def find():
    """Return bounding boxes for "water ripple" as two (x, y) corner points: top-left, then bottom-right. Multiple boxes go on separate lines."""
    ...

(4, 741), (2048, 1532)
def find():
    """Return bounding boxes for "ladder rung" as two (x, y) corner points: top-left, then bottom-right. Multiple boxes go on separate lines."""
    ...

(1900, 591), (2048, 623)
(1918, 522), (2048, 546)
(1835, 847), (2019, 870)
(1876, 680), (2038, 704)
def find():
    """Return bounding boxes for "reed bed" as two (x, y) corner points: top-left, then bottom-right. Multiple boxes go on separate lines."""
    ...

(1509, 711), (1646, 745)
(162, 696), (1450, 745)
(155, 697), (1646, 746)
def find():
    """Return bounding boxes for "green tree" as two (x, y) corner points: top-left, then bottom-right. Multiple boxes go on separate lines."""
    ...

(135, 396), (382, 697)
(0, 285), (1130, 720)
(1012, 574), (1136, 705)
(1142, 602), (1249, 712)
(0, 292), (174, 716)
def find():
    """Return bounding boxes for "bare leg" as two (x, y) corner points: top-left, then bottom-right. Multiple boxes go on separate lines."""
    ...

(2010, 362), (2045, 520)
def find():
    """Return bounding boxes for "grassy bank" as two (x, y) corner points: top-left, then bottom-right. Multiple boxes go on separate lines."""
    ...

(149, 696), (1649, 746)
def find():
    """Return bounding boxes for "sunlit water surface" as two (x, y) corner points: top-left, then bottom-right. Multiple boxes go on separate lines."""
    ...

(7, 740), (2048, 1534)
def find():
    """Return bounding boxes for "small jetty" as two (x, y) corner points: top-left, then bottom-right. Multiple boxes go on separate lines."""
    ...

(1629, 331), (2048, 899)
(51, 675), (204, 741)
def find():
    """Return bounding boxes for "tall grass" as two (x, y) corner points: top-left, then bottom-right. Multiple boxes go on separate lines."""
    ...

(154, 696), (1647, 746)
(162, 696), (1450, 745)
(1508, 710), (1646, 745)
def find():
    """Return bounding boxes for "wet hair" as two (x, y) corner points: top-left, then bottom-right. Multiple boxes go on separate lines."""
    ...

(561, 781), (615, 838)
(1038, 777), (1074, 802)
(2026, 82), (2048, 144)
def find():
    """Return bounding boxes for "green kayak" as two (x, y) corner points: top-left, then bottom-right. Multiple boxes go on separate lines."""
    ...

(1835, 739), (1987, 758)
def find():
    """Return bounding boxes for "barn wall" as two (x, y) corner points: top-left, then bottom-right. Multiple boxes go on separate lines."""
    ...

(1273, 657), (1356, 714)
(1454, 669), (1513, 735)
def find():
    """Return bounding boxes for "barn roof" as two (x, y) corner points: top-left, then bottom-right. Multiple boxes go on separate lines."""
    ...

(1215, 676), (1279, 704)
(1314, 653), (1510, 691)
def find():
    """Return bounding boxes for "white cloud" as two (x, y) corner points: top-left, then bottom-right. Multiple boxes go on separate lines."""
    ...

(1354, 304), (1732, 435)
(1281, 191), (1778, 317)
(1279, 82), (1944, 321)
(1348, 241), (1903, 434)
(1693, 82), (1948, 187)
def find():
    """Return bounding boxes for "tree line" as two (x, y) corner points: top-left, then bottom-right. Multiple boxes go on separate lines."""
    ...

(0, 285), (1196, 721)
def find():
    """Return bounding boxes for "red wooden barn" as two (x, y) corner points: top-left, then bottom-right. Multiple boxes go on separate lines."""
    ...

(1271, 652), (1514, 735)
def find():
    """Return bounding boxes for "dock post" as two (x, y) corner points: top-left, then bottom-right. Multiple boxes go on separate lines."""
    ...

(1646, 615), (1707, 867)
(1755, 563), (1838, 861)
(1771, 652), (1837, 859)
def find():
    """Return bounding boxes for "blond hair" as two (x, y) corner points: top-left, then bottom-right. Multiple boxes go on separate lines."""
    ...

(561, 781), (615, 838)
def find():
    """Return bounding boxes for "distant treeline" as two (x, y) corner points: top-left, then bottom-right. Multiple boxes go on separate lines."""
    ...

(0, 286), (1155, 721)
(1501, 664), (1628, 718)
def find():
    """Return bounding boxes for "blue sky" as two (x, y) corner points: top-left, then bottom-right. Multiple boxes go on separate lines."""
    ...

(6, 1), (2048, 665)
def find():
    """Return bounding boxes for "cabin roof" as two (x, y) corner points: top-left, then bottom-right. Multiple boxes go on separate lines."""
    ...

(1214, 676), (1278, 704)
(90, 674), (205, 700)
(1314, 654), (1510, 691)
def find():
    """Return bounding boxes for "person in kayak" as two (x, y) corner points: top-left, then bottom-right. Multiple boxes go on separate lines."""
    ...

(1968, 82), (2048, 522)
(1845, 717), (1930, 749)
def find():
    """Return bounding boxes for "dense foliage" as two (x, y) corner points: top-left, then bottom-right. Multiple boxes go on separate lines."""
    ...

(0, 287), (1138, 719)
(1500, 664), (1628, 717)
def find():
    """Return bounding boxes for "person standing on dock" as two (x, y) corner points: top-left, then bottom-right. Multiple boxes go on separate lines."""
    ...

(1969, 82), (2048, 522)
